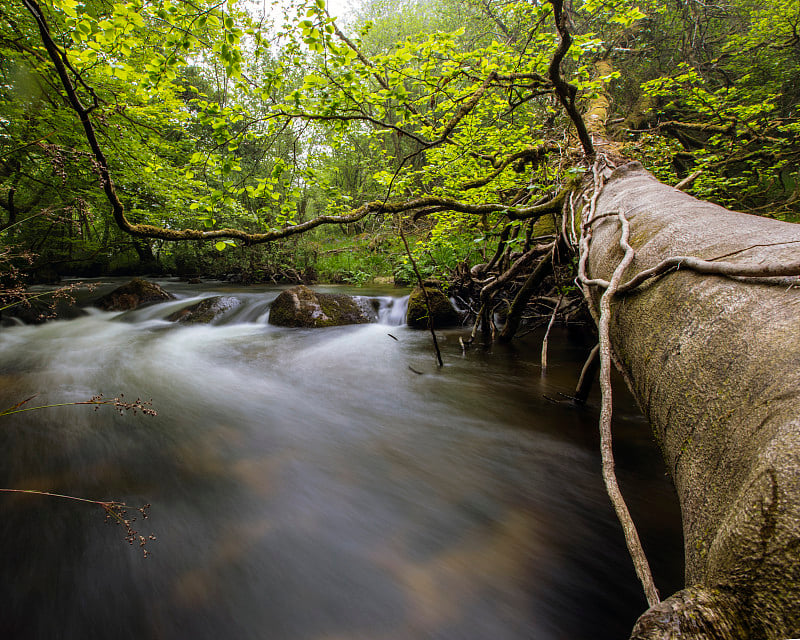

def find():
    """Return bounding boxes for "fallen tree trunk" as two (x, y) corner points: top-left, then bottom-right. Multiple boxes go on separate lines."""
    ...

(584, 162), (800, 639)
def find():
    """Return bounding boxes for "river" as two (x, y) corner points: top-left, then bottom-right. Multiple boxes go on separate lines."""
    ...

(0, 279), (683, 639)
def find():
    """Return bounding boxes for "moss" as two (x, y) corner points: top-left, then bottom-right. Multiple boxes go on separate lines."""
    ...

(531, 214), (557, 236)
(630, 585), (749, 640)
(95, 278), (174, 311)
(268, 285), (376, 327)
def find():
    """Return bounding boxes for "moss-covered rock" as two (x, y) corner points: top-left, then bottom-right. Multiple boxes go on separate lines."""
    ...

(167, 296), (241, 324)
(268, 285), (376, 328)
(94, 278), (174, 311)
(406, 286), (460, 329)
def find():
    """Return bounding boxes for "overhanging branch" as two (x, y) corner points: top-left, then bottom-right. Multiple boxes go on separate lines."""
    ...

(20, 0), (395, 245)
(548, 0), (594, 156)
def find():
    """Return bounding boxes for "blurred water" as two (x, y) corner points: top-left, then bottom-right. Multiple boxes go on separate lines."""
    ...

(0, 280), (683, 639)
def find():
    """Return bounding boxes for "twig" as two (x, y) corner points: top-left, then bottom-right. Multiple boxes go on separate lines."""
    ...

(574, 344), (600, 404)
(1, 394), (157, 417)
(577, 157), (615, 291)
(541, 293), (563, 371)
(577, 156), (660, 608)
(398, 222), (443, 367)
(548, 0), (595, 155)
(675, 170), (702, 191)
(0, 490), (155, 557)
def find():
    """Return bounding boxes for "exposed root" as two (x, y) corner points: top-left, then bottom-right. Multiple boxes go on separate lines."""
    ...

(574, 343), (600, 404)
(578, 155), (661, 608)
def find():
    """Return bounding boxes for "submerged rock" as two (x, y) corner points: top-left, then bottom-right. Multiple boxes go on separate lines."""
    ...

(167, 296), (242, 324)
(94, 278), (174, 311)
(405, 286), (460, 329)
(268, 285), (376, 328)
(167, 296), (241, 324)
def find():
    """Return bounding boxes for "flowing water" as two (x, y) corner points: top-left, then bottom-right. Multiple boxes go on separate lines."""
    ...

(0, 279), (683, 639)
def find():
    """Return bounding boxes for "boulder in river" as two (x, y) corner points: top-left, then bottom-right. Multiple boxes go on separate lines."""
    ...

(268, 285), (376, 328)
(406, 286), (460, 329)
(167, 296), (241, 324)
(94, 278), (174, 311)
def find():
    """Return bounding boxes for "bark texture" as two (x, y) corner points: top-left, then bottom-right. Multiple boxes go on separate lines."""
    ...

(585, 163), (800, 639)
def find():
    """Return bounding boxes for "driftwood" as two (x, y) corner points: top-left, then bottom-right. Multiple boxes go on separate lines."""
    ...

(585, 163), (800, 639)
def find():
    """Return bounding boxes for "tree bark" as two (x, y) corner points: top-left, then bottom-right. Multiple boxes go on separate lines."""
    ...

(585, 162), (800, 639)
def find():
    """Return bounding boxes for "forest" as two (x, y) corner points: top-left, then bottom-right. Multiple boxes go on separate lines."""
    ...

(1, 0), (799, 638)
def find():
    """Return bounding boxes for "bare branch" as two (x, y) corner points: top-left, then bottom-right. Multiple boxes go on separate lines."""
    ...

(548, 0), (594, 156)
(674, 170), (703, 191)
(461, 144), (557, 191)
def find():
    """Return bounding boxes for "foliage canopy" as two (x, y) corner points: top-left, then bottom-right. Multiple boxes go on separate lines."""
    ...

(0, 0), (797, 283)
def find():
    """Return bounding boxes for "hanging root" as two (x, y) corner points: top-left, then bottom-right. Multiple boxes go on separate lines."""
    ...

(578, 154), (661, 608)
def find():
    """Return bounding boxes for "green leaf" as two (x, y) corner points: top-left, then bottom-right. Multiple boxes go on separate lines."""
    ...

(56, 0), (79, 18)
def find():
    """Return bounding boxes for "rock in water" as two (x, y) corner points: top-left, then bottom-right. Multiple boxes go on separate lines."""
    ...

(405, 286), (460, 329)
(94, 278), (174, 311)
(167, 296), (241, 324)
(268, 285), (377, 327)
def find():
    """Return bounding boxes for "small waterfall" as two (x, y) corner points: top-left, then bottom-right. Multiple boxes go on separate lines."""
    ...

(87, 289), (410, 328)
(375, 294), (409, 326)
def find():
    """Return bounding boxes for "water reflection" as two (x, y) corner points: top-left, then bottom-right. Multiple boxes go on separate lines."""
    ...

(0, 281), (682, 639)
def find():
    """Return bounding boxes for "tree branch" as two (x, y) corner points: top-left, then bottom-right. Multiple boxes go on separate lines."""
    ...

(461, 144), (557, 191)
(548, 0), (594, 156)
(19, 0), (393, 245)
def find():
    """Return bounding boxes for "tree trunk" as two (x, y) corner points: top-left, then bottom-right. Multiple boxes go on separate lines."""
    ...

(585, 162), (800, 639)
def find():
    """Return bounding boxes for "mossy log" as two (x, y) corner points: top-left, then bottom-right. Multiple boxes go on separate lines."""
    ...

(586, 163), (800, 639)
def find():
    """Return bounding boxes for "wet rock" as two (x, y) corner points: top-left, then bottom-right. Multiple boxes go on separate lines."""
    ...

(167, 296), (241, 324)
(268, 285), (377, 328)
(406, 286), (460, 329)
(94, 278), (174, 311)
